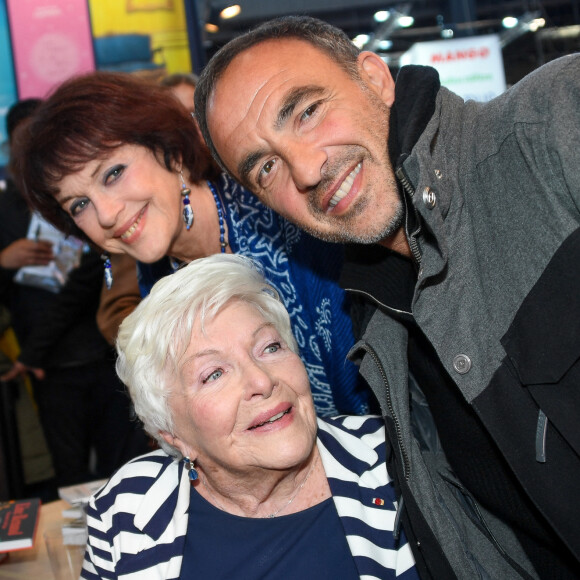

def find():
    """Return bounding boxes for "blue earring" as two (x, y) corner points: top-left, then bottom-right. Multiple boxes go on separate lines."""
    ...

(184, 457), (198, 481)
(102, 253), (113, 290)
(180, 172), (194, 231)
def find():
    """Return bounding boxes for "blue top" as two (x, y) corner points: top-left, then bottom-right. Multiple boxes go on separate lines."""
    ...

(181, 492), (359, 579)
(138, 174), (374, 416)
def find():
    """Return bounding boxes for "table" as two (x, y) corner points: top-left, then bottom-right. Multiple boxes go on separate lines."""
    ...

(0, 499), (83, 579)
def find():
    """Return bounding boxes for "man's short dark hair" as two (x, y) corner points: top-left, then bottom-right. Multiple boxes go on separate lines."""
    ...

(194, 15), (361, 172)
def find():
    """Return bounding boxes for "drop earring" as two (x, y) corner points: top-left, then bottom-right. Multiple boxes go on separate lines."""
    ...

(183, 457), (198, 481)
(102, 253), (113, 289)
(180, 171), (194, 230)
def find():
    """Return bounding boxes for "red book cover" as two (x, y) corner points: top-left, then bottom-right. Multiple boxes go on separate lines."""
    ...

(0, 498), (41, 552)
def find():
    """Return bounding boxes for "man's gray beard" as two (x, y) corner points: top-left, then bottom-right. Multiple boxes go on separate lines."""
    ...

(302, 194), (405, 245)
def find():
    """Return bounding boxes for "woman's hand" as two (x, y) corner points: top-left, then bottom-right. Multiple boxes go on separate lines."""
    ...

(0, 239), (54, 269)
(0, 360), (45, 381)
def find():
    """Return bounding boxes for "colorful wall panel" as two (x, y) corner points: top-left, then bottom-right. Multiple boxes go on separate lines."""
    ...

(88, 0), (191, 74)
(6, 0), (95, 99)
(0, 0), (17, 168)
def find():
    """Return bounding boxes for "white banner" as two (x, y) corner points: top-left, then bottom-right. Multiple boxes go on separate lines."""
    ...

(400, 34), (506, 102)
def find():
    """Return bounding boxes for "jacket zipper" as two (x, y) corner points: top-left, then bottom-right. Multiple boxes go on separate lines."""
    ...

(361, 343), (410, 480)
(396, 165), (422, 266)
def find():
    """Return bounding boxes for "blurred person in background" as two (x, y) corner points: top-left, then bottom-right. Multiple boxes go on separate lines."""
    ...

(161, 71), (198, 115)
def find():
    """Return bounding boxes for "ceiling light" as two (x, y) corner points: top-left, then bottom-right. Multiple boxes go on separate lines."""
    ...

(500, 11), (544, 47)
(377, 39), (393, 50)
(364, 3), (413, 52)
(353, 34), (370, 49)
(374, 10), (390, 23)
(205, 22), (219, 33)
(502, 16), (519, 29)
(398, 15), (414, 28)
(220, 5), (241, 20)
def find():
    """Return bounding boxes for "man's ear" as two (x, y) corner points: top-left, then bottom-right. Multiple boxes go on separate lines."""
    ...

(357, 51), (396, 107)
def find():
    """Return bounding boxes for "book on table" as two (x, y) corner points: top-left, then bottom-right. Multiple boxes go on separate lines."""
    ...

(0, 498), (41, 552)
(58, 478), (107, 507)
(58, 478), (107, 520)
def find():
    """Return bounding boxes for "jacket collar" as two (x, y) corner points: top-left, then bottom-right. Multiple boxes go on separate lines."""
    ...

(341, 65), (440, 300)
(133, 453), (190, 540)
(317, 417), (415, 576)
(389, 64), (440, 173)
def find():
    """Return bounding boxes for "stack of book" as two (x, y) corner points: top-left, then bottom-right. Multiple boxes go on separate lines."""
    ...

(58, 479), (107, 546)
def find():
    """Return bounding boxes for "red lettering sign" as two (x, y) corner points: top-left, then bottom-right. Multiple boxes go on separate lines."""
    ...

(431, 46), (490, 63)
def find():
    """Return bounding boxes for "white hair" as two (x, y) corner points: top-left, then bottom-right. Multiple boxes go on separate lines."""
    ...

(116, 254), (297, 457)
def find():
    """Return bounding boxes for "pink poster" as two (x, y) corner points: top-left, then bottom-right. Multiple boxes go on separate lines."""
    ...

(7, 0), (95, 99)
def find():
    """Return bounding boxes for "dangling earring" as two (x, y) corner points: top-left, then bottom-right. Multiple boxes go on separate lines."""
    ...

(180, 171), (194, 231)
(183, 457), (198, 481)
(102, 253), (113, 290)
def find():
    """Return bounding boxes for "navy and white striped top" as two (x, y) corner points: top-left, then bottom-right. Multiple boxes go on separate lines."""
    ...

(81, 416), (417, 579)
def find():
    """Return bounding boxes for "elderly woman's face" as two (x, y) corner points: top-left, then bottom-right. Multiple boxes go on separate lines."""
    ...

(165, 300), (317, 476)
(55, 144), (183, 263)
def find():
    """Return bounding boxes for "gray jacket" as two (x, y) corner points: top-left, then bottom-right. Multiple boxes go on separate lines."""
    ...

(348, 54), (580, 579)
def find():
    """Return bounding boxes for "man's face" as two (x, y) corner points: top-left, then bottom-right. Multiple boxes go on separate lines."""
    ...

(207, 38), (404, 246)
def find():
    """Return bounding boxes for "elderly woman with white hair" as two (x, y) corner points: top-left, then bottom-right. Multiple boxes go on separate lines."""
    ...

(80, 254), (418, 580)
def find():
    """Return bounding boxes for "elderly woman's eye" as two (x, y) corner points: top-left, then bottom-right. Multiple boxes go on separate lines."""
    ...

(264, 342), (281, 354)
(203, 369), (223, 383)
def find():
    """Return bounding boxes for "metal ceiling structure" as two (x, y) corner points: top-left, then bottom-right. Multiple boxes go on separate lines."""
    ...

(199, 0), (579, 84)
